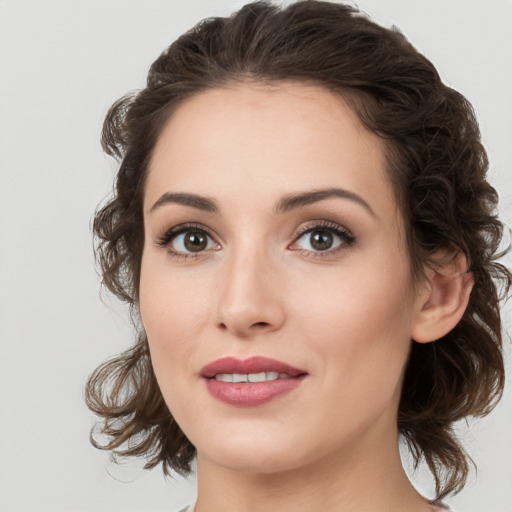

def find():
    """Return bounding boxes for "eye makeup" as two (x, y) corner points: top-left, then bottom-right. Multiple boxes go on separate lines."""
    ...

(155, 222), (220, 260)
(289, 219), (356, 258)
(153, 218), (356, 262)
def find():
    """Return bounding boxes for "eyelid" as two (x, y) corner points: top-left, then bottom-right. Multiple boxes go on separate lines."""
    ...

(154, 220), (354, 259)
(289, 220), (356, 254)
(155, 222), (220, 252)
(294, 220), (354, 239)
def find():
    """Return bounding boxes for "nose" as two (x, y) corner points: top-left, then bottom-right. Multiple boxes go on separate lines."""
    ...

(215, 246), (286, 338)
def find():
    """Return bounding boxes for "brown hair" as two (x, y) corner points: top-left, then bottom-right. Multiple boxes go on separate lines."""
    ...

(85, 0), (511, 501)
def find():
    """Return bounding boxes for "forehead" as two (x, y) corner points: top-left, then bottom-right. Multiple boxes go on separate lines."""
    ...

(145, 81), (397, 218)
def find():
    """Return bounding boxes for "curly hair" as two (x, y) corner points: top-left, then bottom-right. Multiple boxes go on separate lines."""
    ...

(85, 0), (511, 501)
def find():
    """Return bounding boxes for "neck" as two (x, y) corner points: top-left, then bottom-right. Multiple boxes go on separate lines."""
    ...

(193, 424), (434, 512)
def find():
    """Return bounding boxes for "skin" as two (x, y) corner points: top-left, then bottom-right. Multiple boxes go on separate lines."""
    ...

(139, 81), (464, 512)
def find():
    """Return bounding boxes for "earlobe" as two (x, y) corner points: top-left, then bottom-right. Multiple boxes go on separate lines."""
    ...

(411, 251), (474, 344)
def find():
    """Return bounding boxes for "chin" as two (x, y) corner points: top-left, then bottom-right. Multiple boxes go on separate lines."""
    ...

(202, 450), (304, 475)
(195, 429), (313, 475)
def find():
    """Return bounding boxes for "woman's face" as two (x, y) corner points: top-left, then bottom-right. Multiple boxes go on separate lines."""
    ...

(140, 82), (426, 475)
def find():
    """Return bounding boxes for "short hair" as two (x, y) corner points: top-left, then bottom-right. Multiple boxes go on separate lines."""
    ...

(85, 0), (511, 501)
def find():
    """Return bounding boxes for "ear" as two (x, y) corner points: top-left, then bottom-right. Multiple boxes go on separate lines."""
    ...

(411, 251), (473, 343)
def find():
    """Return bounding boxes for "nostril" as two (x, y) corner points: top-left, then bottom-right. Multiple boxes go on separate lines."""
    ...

(253, 322), (270, 328)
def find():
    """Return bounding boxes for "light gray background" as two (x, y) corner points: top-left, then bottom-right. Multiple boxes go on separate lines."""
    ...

(0, 1), (511, 511)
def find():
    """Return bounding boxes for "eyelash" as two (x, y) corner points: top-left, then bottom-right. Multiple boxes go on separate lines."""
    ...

(292, 220), (356, 257)
(156, 223), (217, 259)
(155, 220), (355, 260)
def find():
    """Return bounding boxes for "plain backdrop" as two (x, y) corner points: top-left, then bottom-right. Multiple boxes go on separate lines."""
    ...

(0, 1), (511, 511)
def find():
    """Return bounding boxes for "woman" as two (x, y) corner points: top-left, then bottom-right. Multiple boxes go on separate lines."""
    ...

(86, 1), (511, 511)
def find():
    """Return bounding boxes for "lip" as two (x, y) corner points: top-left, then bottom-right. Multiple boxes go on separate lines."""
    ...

(200, 356), (305, 378)
(200, 356), (307, 407)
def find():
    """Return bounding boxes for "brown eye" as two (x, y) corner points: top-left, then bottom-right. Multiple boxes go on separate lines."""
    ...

(290, 222), (354, 254)
(168, 229), (217, 254)
(309, 230), (333, 251)
(183, 231), (208, 252)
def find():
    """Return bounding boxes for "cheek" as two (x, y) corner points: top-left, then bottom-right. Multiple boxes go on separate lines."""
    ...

(138, 261), (216, 426)
(139, 259), (208, 371)
(292, 256), (414, 386)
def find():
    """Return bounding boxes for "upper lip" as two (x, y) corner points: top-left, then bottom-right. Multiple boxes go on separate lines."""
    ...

(200, 356), (306, 378)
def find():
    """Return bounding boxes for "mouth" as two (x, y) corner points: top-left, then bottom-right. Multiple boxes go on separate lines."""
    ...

(213, 371), (294, 383)
(201, 355), (306, 379)
(200, 356), (308, 407)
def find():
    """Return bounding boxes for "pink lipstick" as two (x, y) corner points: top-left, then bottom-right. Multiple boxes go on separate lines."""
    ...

(200, 356), (307, 407)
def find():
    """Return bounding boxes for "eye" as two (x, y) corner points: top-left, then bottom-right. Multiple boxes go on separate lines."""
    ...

(171, 230), (216, 253)
(157, 224), (219, 256)
(290, 222), (355, 254)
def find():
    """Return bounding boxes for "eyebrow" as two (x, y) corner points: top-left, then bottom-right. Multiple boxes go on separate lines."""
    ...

(149, 187), (375, 217)
(275, 187), (376, 217)
(149, 192), (219, 214)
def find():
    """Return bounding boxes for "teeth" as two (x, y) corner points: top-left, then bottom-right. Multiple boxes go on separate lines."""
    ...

(215, 372), (287, 383)
(216, 373), (234, 382)
(248, 372), (267, 382)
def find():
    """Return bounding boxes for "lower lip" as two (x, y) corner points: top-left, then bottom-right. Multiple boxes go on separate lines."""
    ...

(204, 377), (304, 407)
